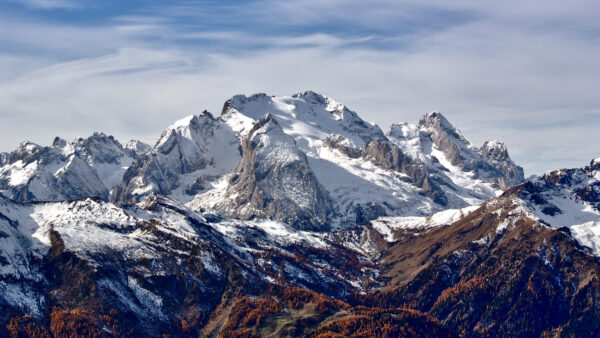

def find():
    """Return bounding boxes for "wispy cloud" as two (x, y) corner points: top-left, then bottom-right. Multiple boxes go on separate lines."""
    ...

(9, 0), (79, 10)
(0, 1), (598, 175)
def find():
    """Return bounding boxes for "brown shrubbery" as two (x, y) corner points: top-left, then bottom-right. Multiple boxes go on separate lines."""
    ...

(6, 315), (50, 338)
(219, 297), (283, 337)
(310, 309), (453, 338)
(282, 287), (349, 314)
(6, 307), (132, 338)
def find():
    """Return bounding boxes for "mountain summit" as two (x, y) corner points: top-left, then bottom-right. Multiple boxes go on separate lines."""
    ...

(1, 92), (524, 233)
(6, 91), (596, 337)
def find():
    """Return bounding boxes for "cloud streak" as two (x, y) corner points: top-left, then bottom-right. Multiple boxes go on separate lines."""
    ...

(9, 0), (79, 10)
(0, 1), (598, 176)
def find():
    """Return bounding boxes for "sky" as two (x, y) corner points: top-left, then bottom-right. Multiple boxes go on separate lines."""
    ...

(0, 0), (599, 175)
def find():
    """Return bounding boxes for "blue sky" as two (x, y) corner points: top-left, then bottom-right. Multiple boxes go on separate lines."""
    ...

(0, 0), (599, 175)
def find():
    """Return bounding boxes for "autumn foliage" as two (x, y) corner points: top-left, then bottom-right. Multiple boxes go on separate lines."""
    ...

(220, 297), (283, 338)
(6, 315), (50, 338)
(282, 287), (349, 314)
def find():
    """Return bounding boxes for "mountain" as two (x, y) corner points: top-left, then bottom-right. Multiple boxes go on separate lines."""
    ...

(0, 133), (148, 203)
(0, 93), (523, 230)
(112, 111), (241, 205)
(351, 158), (600, 336)
(212, 114), (334, 231)
(191, 92), (523, 229)
(11, 91), (599, 337)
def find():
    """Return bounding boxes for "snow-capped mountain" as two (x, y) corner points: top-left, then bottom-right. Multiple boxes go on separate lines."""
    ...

(12, 91), (600, 337)
(0, 192), (376, 335)
(211, 114), (334, 231)
(69, 91), (524, 231)
(112, 111), (240, 205)
(357, 158), (600, 336)
(0, 133), (148, 202)
(516, 158), (600, 254)
(195, 92), (523, 229)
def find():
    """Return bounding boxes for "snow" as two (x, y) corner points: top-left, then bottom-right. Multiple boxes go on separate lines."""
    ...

(525, 193), (600, 255)
(94, 155), (134, 192)
(483, 139), (504, 149)
(190, 93), (510, 228)
(370, 220), (394, 242)
(430, 147), (501, 204)
(225, 91), (384, 150)
(127, 276), (166, 320)
(199, 251), (221, 276)
(210, 217), (328, 249)
(0, 132), (137, 202)
(169, 114), (196, 129)
(252, 118), (303, 167)
(387, 117), (501, 208)
(369, 206), (480, 242)
(472, 233), (492, 246)
(6, 160), (36, 186)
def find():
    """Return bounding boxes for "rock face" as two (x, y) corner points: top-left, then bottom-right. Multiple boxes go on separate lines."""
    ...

(111, 111), (241, 204)
(0, 133), (145, 202)
(220, 114), (334, 231)
(514, 159), (600, 253)
(362, 138), (447, 205)
(480, 140), (525, 189)
(418, 111), (476, 169)
(388, 111), (524, 196)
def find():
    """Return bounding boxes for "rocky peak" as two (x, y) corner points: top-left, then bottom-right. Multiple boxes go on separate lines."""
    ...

(480, 140), (524, 189)
(12, 141), (44, 161)
(418, 111), (462, 139)
(292, 90), (328, 105)
(417, 111), (477, 171)
(112, 111), (240, 204)
(413, 111), (524, 189)
(249, 112), (277, 136)
(220, 113), (333, 231)
(52, 137), (68, 148)
(73, 132), (127, 165)
(481, 140), (509, 162)
(517, 159), (600, 224)
(589, 157), (600, 172)
(125, 140), (150, 158)
(222, 93), (269, 115)
(154, 113), (220, 173)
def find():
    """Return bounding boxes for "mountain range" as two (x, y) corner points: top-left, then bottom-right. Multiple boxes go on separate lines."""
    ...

(1, 91), (598, 337)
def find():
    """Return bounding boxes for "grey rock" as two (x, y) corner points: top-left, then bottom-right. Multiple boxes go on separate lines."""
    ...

(362, 138), (448, 205)
(480, 140), (525, 189)
(323, 134), (362, 159)
(112, 111), (240, 204)
(354, 202), (387, 225)
(221, 114), (334, 231)
(419, 111), (524, 189)
(0, 132), (133, 202)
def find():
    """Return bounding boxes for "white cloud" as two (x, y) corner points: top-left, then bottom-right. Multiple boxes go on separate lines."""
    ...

(9, 0), (79, 10)
(0, 1), (598, 176)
